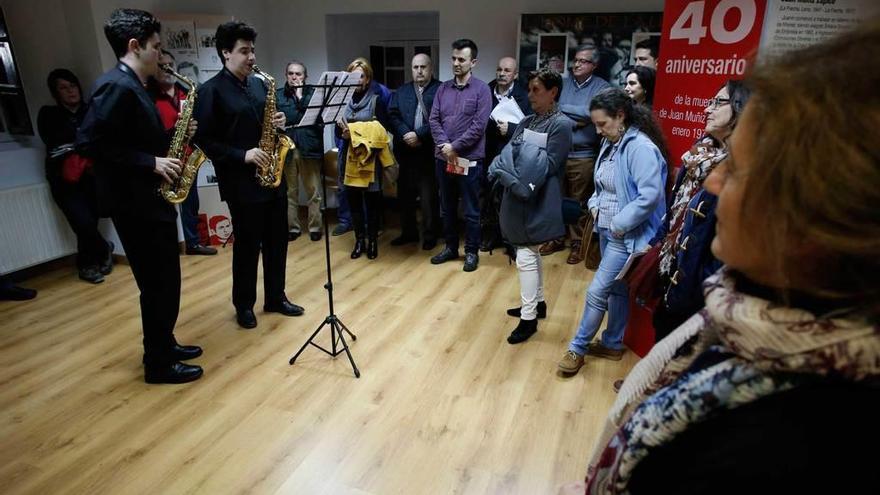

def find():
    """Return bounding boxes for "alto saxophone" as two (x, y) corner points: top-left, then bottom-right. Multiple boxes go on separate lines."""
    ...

(252, 65), (294, 188)
(159, 63), (207, 204)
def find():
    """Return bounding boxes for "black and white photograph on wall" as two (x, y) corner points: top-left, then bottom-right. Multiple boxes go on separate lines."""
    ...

(162, 20), (198, 66)
(519, 12), (663, 88)
(196, 28), (222, 70)
(177, 61), (201, 87)
(537, 34), (568, 73)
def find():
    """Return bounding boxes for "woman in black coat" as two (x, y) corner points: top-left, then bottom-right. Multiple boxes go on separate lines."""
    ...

(37, 69), (112, 284)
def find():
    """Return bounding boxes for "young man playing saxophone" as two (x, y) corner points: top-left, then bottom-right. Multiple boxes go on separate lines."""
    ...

(76, 8), (203, 384)
(194, 21), (304, 329)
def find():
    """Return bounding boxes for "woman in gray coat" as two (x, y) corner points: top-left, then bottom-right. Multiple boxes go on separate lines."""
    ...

(489, 69), (573, 344)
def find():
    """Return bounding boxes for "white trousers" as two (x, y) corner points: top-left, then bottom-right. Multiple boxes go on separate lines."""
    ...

(516, 245), (545, 320)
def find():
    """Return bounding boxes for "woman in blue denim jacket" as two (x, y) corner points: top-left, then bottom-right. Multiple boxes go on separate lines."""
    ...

(558, 88), (668, 376)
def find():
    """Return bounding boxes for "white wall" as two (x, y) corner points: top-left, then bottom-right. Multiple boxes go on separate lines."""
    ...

(326, 11), (439, 76)
(264, 0), (664, 83)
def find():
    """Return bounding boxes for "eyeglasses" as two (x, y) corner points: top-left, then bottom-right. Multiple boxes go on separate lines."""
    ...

(573, 58), (595, 66)
(707, 97), (731, 109)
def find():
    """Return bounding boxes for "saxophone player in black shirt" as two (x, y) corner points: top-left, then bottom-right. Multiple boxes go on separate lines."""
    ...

(76, 9), (203, 384)
(194, 21), (305, 329)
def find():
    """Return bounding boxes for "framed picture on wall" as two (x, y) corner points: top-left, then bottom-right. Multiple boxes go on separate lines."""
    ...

(537, 34), (568, 73)
(519, 12), (663, 88)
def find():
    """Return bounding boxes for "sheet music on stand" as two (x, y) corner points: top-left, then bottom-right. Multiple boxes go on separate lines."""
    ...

(295, 71), (362, 127)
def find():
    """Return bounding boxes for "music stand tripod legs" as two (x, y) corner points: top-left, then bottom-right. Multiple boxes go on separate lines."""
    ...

(288, 151), (360, 378)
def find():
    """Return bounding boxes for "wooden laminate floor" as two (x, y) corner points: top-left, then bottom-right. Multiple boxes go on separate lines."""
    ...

(0, 230), (638, 494)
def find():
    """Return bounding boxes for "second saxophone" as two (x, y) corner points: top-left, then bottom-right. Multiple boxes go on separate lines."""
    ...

(252, 65), (294, 188)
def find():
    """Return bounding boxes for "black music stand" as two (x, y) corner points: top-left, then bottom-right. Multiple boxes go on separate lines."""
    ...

(288, 72), (362, 377)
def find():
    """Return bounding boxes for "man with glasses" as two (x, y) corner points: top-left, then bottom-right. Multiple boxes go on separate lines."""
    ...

(541, 44), (610, 264)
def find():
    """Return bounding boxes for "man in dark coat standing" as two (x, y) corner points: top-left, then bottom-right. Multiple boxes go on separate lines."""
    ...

(277, 61), (325, 242)
(483, 56), (532, 251)
(387, 53), (442, 250)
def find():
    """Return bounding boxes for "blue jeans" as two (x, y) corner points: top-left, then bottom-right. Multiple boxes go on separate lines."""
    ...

(436, 159), (481, 253)
(568, 228), (631, 355)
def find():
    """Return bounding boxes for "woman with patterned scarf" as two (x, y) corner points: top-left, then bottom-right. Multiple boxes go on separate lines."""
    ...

(647, 80), (752, 342)
(561, 19), (880, 495)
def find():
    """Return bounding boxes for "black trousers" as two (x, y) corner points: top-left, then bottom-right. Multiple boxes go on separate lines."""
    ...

(397, 151), (440, 241)
(113, 216), (180, 365)
(48, 174), (110, 269)
(347, 187), (382, 239)
(479, 163), (502, 245)
(227, 195), (288, 310)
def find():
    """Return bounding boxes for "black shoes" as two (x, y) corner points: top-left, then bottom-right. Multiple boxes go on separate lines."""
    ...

(264, 298), (305, 317)
(367, 237), (378, 259)
(309, 231), (322, 242)
(351, 238), (366, 259)
(236, 309), (257, 329)
(390, 234), (419, 246)
(480, 235), (501, 253)
(288, 230), (301, 241)
(0, 285), (37, 301)
(79, 266), (104, 284)
(422, 238), (437, 251)
(100, 241), (115, 275)
(507, 318), (538, 344)
(507, 300), (547, 319)
(186, 244), (218, 255)
(430, 247), (459, 265)
(142, 344), (203, 364)
(238, 299), (304, 328)
(144, 362), (203, 384)
(172, 344), (203, 361)
(463, 252), (479, 272)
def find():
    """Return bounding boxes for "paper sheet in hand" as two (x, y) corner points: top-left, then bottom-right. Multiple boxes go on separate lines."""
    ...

(296, 71), (361, 127)
(446, 157), (476, 175)
(615, 250), (647, 281)
(490, 97), (525, 124)
(522, 128), (548, 148)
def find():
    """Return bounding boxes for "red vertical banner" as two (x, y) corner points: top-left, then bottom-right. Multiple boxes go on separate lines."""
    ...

(654, 0), (767, 164)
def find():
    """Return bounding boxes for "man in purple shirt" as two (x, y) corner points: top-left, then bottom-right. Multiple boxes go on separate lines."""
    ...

(428, 38), (492, 272)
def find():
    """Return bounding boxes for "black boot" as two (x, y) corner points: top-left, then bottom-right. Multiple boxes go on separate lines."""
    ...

(351, 237), (366, 259)
(507, 318), (538, 344)
(367, 236), (378, 259)
(506, 300), (547, 318)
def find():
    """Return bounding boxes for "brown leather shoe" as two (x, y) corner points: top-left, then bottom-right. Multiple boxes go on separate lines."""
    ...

(566, 244), (584, 265)
(558, 350), (585, 374)
(539, 238), (565, 256)
(586, 343), (625, 361)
